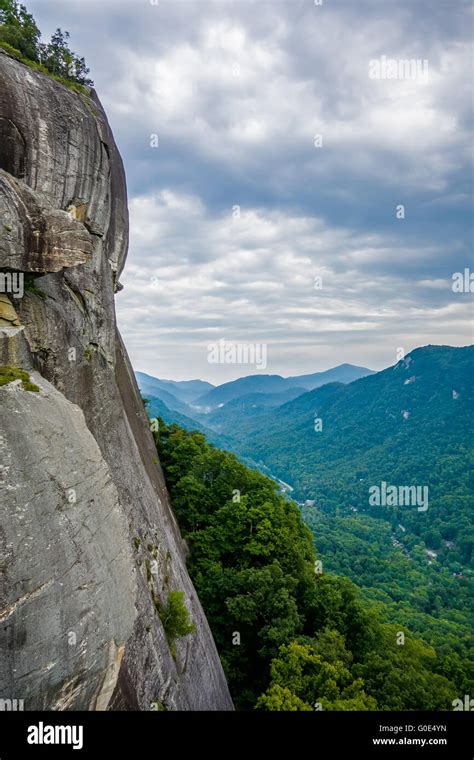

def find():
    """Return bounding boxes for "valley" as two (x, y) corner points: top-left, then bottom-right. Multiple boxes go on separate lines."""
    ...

(138, 344), (474, 664)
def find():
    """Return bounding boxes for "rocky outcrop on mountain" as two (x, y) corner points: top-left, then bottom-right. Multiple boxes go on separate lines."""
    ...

(0, 49), (233, 711)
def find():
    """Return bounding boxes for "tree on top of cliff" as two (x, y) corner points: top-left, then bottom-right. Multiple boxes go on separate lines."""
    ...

(0, 0), (93, 86)
(39, 28), (92, 86)
(0, 0), (39, 60)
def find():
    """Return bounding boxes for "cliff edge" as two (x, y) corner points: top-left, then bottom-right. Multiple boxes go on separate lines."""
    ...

(0, 49), (233, 711)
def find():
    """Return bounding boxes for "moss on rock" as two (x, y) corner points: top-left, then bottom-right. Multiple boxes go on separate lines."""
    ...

(0, 366), (40, 392)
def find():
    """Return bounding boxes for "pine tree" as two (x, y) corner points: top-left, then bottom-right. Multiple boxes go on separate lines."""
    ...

(0, 2), (93, 86)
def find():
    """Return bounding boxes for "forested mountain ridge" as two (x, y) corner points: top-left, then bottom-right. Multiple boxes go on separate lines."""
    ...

(144, 345), (473, 682)
(135, 362), (375, 432)
(152, 418), (473, 710)
(230, 345), (473, 529)
(143, 394), (234, 451)
(220, 344), (474, 662)
(138, 345), (473, 580)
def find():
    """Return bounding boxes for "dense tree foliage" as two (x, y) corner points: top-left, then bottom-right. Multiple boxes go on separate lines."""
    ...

(0, 0), (92, 86)
(227, 347), (473, 552)
(211, 346), (474, 657)
(302, 509), (473, 660)
(152, 418), (472, 710)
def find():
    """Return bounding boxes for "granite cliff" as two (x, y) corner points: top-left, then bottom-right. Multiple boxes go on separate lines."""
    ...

(0, 49), (233, 711)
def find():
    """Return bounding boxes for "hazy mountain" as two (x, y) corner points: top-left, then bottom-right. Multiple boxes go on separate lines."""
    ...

(140, 385), (193, 416)
(144, 394), (231, 449)
(194, 375), (292, 409)
(136, 371), (214, 404)
(194, 363), (374, 410)
(200, 387), (307, 433)
(286, 363), (376, 389)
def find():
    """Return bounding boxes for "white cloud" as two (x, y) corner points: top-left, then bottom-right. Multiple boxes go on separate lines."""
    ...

(27, 0), (472, 380)
(117, 190), (472, 381)
(96, 6), (471, 192)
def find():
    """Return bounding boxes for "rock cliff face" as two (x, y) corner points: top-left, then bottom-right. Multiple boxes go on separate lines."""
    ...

(0, 50), (233, 711)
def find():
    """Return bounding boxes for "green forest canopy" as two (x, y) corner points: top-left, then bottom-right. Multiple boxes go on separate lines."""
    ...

(152, 418), (473, 711)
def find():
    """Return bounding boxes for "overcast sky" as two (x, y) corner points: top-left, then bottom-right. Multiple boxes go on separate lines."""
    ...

(29, 0), (473, 383)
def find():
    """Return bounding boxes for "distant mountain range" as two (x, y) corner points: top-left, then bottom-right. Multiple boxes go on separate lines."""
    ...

(136, 363), (374, 425)
(228, 344), (473, 503)
(136, 346), (473, 541)
(136, 372), (214, 405)
(137, 345), (474, 660)
(192, 363), (375, 410)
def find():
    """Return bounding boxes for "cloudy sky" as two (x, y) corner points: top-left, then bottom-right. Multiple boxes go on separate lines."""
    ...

(30, 0), (472, 382)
